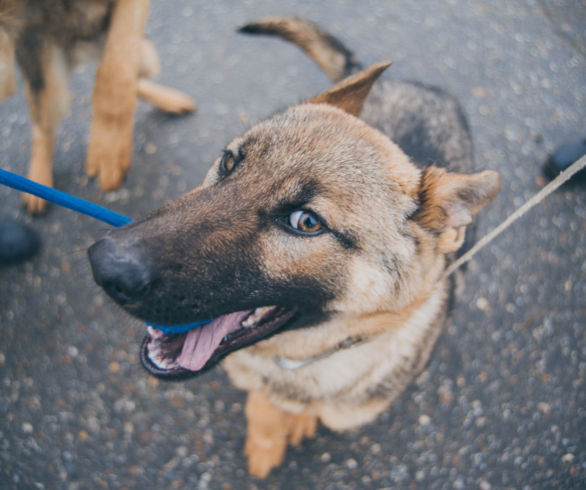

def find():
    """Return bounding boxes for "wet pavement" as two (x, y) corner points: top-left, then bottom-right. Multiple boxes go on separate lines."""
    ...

(0, 0), (584, 488)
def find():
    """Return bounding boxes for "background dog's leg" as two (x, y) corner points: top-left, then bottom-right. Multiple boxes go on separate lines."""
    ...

(0, 27), (16, 101)
(136, 39), (195, 114)
(19, 42), (70, 213)
(86, 0), (149, 191)
(244, 390), (290, 478)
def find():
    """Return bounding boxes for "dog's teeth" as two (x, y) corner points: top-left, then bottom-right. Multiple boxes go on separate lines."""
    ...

(147, 326), (164, 339)
(242, 306), (274, 327)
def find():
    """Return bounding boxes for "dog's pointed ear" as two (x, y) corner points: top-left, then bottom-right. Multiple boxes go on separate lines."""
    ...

(414, 167), (501, 253)
(307, 61), (391, 117)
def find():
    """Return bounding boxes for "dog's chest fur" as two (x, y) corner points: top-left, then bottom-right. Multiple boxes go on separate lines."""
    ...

(224, 278), (449, 429)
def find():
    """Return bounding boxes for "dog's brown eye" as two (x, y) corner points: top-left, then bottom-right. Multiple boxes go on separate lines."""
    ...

(219, 151), (237, 176)
(289, 210), (323, 234)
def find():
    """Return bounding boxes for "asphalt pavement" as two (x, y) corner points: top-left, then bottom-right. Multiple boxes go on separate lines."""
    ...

(0, 0), (584, 488)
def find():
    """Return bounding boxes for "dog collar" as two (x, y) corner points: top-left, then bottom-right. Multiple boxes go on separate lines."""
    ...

(273, 335), (367, 370)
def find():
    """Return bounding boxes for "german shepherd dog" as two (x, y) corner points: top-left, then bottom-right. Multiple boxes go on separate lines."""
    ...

(0, 0), (194, 213)
(88, 18), (500, 478)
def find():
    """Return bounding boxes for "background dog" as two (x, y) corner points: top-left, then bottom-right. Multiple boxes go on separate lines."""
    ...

(88, 17), (500, 478)
(0, 0), (194, 213)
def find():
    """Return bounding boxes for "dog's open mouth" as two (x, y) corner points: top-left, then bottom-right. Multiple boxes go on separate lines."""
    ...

(140, 306), (297, 379)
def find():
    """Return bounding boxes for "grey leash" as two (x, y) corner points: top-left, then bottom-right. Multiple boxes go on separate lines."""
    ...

(443, 155), (586, 278)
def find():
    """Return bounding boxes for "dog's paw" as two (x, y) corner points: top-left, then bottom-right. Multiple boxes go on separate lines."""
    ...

(287, 411), (317, 446)
(245, 435), (287, 479)
(86, 115), (133, 191)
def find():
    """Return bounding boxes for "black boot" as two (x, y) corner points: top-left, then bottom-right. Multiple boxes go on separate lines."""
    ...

(0, 218), (41, 266)
(543, 138), (586, 184)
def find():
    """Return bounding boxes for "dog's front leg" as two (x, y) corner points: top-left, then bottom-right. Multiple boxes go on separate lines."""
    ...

(244, 390), (291, 478)
(86, 0), (149, 190)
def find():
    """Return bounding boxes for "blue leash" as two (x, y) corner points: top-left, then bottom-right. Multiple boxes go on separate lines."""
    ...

(0, 168), (132, 227)
(0, 168), (211, 334)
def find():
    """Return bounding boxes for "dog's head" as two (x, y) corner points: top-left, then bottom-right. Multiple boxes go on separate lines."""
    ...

(88, 63), (500, 379)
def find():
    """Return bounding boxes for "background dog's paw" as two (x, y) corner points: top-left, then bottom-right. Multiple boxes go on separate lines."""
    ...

(245, 436), (286, 479)
(23, 164), (53, 214)
(23, 193), (49, 214)
(287, 411), (317, 446)
(86, 117), (132, 190)
(137, 79), (195, 114)
(97, 161), (126, 191)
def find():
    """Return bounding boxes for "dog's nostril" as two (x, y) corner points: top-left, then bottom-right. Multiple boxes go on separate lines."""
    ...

(88, 238), (154, 305)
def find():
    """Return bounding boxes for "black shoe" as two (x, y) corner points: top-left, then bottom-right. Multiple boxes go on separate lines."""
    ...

(0, 219), (41, 266)
(543, 138), (586, 184)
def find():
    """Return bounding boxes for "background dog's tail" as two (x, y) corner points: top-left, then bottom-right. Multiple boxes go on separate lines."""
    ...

(239, 17), (362, 83)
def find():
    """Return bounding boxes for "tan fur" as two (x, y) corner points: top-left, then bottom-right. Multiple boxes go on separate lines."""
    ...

(244, 390), (318, 478)
(1, 0), (195, 212)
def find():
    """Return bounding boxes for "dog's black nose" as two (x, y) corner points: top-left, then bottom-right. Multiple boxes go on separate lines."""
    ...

(88, 238), (154, 304)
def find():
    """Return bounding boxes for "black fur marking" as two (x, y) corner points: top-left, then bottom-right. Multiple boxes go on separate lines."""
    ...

(269, 180), (321, 217)
(314, 24), (362, 78)
(16, 28), (44, 93)
(331, 229), (357, 250)
(394, 115), (449, 169)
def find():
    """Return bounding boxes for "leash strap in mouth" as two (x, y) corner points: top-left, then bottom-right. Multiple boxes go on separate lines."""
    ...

(0, 168), (211, 333)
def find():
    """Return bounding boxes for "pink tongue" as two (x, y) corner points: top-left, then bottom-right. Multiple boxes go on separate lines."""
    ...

(176, 310), (250, 371)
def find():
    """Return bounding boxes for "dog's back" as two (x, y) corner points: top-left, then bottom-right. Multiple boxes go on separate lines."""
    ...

(240, 17), (474, 174)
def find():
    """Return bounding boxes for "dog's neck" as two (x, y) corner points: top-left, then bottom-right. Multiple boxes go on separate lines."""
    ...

(273, 335), (368, 370)
(272, 272), (451, 370)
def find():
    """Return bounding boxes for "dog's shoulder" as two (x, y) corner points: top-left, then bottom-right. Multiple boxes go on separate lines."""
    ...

(362, 78), (474, 174)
